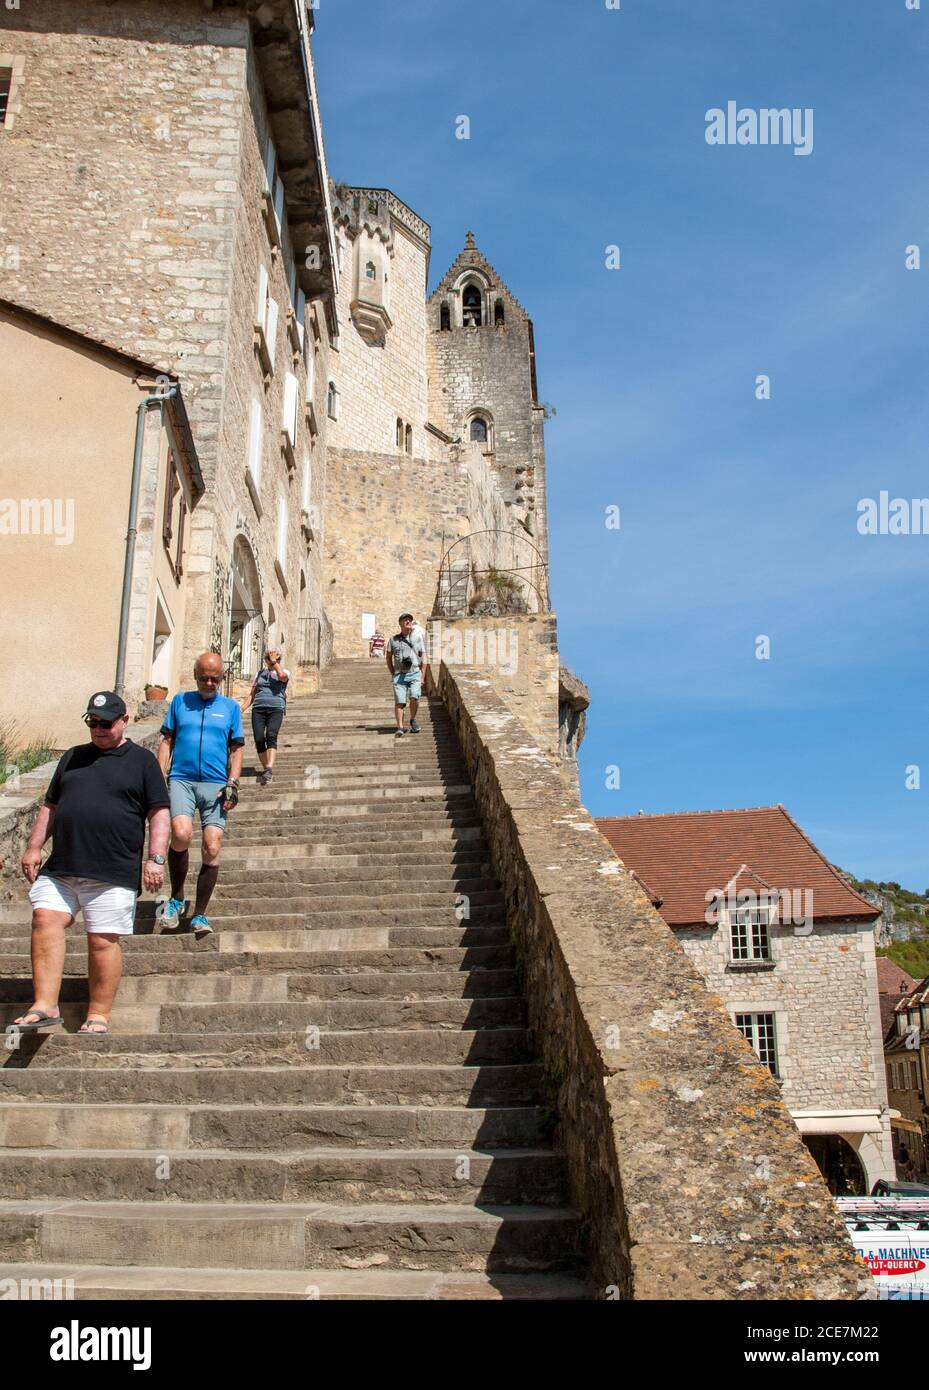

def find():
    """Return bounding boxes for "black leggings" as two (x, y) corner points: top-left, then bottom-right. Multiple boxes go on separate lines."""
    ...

(252, 706), (284, 754)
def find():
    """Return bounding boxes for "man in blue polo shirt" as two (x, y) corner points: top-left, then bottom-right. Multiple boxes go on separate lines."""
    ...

(156, 650), (245, 935)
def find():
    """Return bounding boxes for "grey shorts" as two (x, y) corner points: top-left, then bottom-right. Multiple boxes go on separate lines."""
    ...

(169, 779), (227, 830)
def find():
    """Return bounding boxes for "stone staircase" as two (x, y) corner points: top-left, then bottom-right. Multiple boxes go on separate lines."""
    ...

(0, 658), (589, 1299)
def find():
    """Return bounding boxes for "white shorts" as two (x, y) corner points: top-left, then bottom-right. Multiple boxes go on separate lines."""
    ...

(28, 874), (137, 935)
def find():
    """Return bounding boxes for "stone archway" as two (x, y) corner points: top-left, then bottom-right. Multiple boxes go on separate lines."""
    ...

(229, 534), (263, 679)
(803, 1134), (868, 1196)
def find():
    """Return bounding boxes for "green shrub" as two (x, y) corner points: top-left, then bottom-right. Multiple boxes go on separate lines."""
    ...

(0, 718), (56, 787)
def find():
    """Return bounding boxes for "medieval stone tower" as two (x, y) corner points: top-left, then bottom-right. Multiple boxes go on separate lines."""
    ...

(324, 188), (550, 657)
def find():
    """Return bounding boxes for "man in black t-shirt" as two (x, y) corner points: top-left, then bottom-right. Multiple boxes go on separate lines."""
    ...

(12, 692), (171, 1036)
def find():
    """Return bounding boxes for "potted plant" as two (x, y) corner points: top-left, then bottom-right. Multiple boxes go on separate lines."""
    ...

(144, 683), (168, 701)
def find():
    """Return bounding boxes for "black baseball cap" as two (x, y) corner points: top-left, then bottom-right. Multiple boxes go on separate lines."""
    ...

(85, 691), (127, 721)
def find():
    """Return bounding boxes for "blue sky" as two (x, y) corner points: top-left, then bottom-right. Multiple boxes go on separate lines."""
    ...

(314, 0), (929, 889)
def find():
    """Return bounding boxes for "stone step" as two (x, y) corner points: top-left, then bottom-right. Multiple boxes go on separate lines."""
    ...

(0, 944), (516, 977)
(0, 969), (518, 1006)
(0, 1102), (549, 1151)
(0, 1147), (566, 1205)
(215, 922), (510, 953)
(0, 1062), (544, 1106)
(0, 1199), (580, 1273)
(0, 1027), (535, 1067)
(213, 862), (496, 887)
(209, 888), (504, 914)
(0, 1261), (587, 1300)
(155, 996), (528, 1034)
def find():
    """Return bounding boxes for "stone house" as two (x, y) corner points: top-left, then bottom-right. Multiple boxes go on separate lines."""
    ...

(0, 299), (202, 745)
(597, 805), (895, 1192)
(0, 0), (337, 733)
(884, 977), (929, 1179)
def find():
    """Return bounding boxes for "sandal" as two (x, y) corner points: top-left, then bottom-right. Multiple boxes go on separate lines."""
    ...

(8, 1010), (63, 1034)
(79, 1017), (109, 1035)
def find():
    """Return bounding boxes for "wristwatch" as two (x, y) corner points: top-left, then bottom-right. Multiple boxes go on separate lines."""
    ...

(148, 854), (166, 865)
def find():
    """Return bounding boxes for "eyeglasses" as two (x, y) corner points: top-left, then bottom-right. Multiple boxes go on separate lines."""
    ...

(196, 674), (222, 684)
(84, 716), (115, 730)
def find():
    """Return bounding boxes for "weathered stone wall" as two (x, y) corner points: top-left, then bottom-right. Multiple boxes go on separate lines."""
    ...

(428, 615), (561, 764)
(328, 212), (430, 459)
(0, 0), (328, 684)
(435, 663), (868, 1299)
(324, 448), (466, 656)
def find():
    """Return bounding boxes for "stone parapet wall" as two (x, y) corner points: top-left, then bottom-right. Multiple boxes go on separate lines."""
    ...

(434, 663), (868, 1299)
(428, 615), (561, 764)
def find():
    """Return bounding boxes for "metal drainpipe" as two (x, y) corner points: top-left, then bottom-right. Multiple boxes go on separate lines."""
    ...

(115, 388), (176, 695)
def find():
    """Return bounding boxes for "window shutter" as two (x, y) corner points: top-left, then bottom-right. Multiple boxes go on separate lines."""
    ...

(288, 257), (297, 307)
(255, 265), (269, 330)
(306, 345), (315, 399)
(277, 496), (287, 566)
(295, 288), (306, 349)
(302, 453), (311, 511)
(283, 372), (298, 447)
(175, 497), (187, 577)
(264, 135), (276, 192)
(264, 296), (279, 360)
(248, 399), (263, 488)
(273, 175), (284, 230)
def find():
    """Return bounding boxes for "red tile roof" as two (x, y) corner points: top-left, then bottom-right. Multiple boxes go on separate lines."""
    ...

(877, 959), (920, 1038)
(596, 805), (880, 928)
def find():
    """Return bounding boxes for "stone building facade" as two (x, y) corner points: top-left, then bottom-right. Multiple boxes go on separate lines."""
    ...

(0, 0), (561, 731)
(0, 0), (336, 713)
(885, 977), (929, 1179)
(598, 806), (896, 1192)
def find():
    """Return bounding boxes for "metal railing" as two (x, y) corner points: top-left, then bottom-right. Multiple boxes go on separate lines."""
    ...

(434, 530), (549, 616)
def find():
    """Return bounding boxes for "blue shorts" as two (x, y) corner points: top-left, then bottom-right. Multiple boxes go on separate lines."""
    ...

(392, 670), (422, 705)
(169, 779), (228, 830)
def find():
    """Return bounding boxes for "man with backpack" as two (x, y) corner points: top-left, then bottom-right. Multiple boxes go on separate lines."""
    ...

(385, 613), (429, 737)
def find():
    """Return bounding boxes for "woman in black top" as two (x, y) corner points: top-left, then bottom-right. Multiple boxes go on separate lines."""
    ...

(241, 649), (290, 787)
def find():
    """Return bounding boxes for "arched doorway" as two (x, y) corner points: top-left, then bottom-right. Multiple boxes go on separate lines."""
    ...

(803, 1134), (867, 1196)
(228, 535), (263, 680)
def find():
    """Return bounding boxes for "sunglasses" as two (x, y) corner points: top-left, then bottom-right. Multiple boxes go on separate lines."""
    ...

(84, 716), (116, 730)
(196, 674), (222, 684)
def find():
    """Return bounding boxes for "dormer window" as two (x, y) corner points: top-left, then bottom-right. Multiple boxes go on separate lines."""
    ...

(440, 302), (451, 331)
(462, 283), (482, 327)
(729, 906), (772, 962)
(470, 416), (488, 444)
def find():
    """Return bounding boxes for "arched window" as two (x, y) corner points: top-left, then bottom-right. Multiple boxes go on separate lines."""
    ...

(405, 424), (413, 455)
(494, 299), (505, 326)
(365, 261), (376, 280)
(440, 302), (451, 331)
(396, 417), (404, 448)
(470, 416), (488, 444)
(327, 381), (337, 420)
(462, 283), (482, 327)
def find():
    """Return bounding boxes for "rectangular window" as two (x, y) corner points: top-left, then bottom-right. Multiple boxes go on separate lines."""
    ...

(247, 398), (263, 494)
(283, 371), (298, 451)
(0, 69), (11, 125)
(735, 1012), (779, 1077)
(277, 495), (287, 568)
(729, 908), (771, 961)
(161, 450), (186, 582)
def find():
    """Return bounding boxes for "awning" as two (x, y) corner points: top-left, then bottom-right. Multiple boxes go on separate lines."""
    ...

(791, 1109), (884, 1136)
(891, 1117), (924, 1135)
